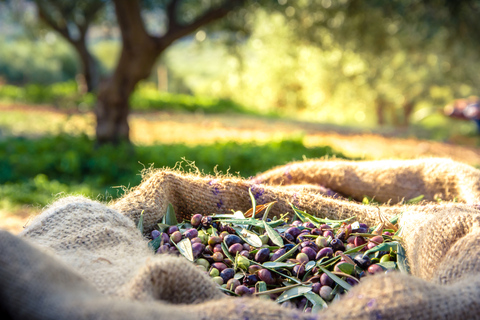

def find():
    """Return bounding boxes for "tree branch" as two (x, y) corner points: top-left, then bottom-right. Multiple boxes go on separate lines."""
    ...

(113, 0), (151, 46)
(158, 0), (246, 48)
(167, 0), (180, 30)
(36, 2), (71, 41)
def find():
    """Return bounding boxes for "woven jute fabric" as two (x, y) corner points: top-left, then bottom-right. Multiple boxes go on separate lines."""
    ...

(1, 157), (479, 319)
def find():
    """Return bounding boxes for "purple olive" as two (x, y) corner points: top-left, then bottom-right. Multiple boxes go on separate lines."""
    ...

(255, 248), (271, 263)
(257, 269), (275, 285)
(183, 228), (198, 240)
(220, 268), (235, 283)
(300, 240), (319, 252)
(330, 239), (345, 252)
(367, 236), (384, 250)
(191, 243), (204, 258)
(239, 250), (250, 258)
(323, 230), (334, 238)
(243, 243), (251, 251)
(229, 243), (244, 255)
(301, 247), (317, 261)
(270, 248), (286, 261)
(312, 282), (321, 293)
(248, 265), (262, 274)
(293, 264), (305, 278)
(167, 225), (179, 235)
(282, 232), (295, 242)
(320, 273), (334, 287)
(367, 264), (384, 275)
(316, 247), (333, 260)
(292, 220), (302, 226)
(302, 222), (315, 229)
(311, 228), (323, 235)
(297, 297), (308, 310)
(201, 216), (212, 227)
(226, 278), (241, 291)
(213, 244), (222, 253)
(346, 277), (358, 286)
(191, 237), (203, 244)
(286, 227), (301, 239)
(235, 284), (252, 296)
(353, 255), (371, 269)
(151, 230), (161, 239)
(191, 214), (202, 228)
(156, 244), (170, 254)
(320, 224), (332, 231)
(224, 234), (243, 247)
(243, 274), (259, 286)
(211, 262), (228, 272)
(354, 236), (367, 247)
(161, 232), (170, 245)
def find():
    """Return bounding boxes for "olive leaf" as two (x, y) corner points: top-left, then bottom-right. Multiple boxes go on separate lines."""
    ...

(363, 241), (398, 256)
(173, 238), (194, 262)
(148, 235), (162, 252)
(162, 203), (178, 226)
(318, 266), (352, 291)
(263, 262), (296, 269)
(232, 226), (263, 247)
(274, 243), (301, 262)
(137, 210), (144, 234)
(304, 291), (328, 312)
(263, 220), (284, 247)
(405, 194), (424, 204)
(276, 285), (312, 303)
(396, 242), (410, 274)
(376, 261), (397, 270)
(221, 241), (234, 262)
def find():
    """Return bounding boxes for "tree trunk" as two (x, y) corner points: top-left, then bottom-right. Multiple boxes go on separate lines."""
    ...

(402, 99), (415, 126)
(72, 40), (99, 93)
(95, 40), (161, 144)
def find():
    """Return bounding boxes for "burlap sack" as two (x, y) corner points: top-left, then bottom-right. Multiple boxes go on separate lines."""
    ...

(1, 158), (479, 319)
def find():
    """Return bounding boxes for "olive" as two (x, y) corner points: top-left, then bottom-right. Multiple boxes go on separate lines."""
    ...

(235, 285), (252, 296)
(312, 282), (321, 294)
(257, 269), (275, 285)
(320, 273), (334, 287)
(156, 244), (170, 254)
(212, 252), (224, 262)
(316, 247), (333, 260)
(191, 214), (203, 228)
(220, 268), (235, 283)
(302, 222), (315, 229)
(293, 264), (305, 278)
(367, 264), (384, 275)
(213, 244), (223, 253)
(284, 243), (295, 252)
(208, 236), (222, 246)
(255, 248), (270, 263)
(167, 225), (179, 235)
(224, 234), (243, 247)
(219, 231), (230, 240)
(320, 224), (332, 231)
(323, 230), (334, 238)
(226, 278), (241, 291)
(248, 265), (262, 274)
(243, 274), (259, 286)
(320, 285), (333, 301)
(170, 231), (182, 244)
(292, 220), (302, 226)
(282, 232), (295, 242)
(270, 248), (286, 261)
(192, 243), (205, 258)
(201, 216), (213, 228)
(354, 236), (367, 247)
(209, 268), (220, 277)
(285, 227), (301, 239)
(296, 253), (309, 264)
(212, 276), (224, 285)
(151, 230), (161, 239)
(311, 228), (323, 235)
(229, 243), (244, 255)
(184, 228), (198, 240)
(315, 236), (328, 248)
(211, 262), (228, 272)
(161, 232), (170, 245)
(330, 239), (345, 252)
(301, 247), (316, 261)
(239, 250), (250, 258)
(353, 255), (372, 269)
(191, 237), (203, 244)
(297, 297), (308, 310)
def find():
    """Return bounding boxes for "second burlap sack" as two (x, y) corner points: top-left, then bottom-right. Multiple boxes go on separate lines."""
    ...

(1, 157), (479, 319)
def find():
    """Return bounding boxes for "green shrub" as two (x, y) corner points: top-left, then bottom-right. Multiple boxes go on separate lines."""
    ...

(0, 134), (349, 207)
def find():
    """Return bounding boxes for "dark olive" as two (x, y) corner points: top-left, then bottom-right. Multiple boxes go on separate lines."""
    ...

(257, 269), (275, 285)
(220, 268), (235, 283)
(224, 234), (243, 247)
(191, 214), (203, 228)
(255, 248), (270, 263)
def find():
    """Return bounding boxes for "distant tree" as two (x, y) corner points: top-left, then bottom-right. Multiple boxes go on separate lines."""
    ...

(33, 0), (105, 92)
(96, 0), (247, 144)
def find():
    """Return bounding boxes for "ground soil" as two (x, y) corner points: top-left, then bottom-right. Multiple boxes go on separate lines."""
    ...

(3, 105), (480, 233)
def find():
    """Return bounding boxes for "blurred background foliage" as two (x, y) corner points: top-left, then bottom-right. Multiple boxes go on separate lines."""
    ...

(1, 0), (480, 211)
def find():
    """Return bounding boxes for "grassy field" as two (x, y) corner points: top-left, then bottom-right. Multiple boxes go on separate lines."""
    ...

(2, 105), (480, 233)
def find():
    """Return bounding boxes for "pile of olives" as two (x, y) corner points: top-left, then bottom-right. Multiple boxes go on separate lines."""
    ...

(148, 204), (405, 313)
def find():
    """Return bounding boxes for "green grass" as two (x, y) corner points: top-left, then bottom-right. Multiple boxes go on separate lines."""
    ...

(0, 134), (349, 209)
